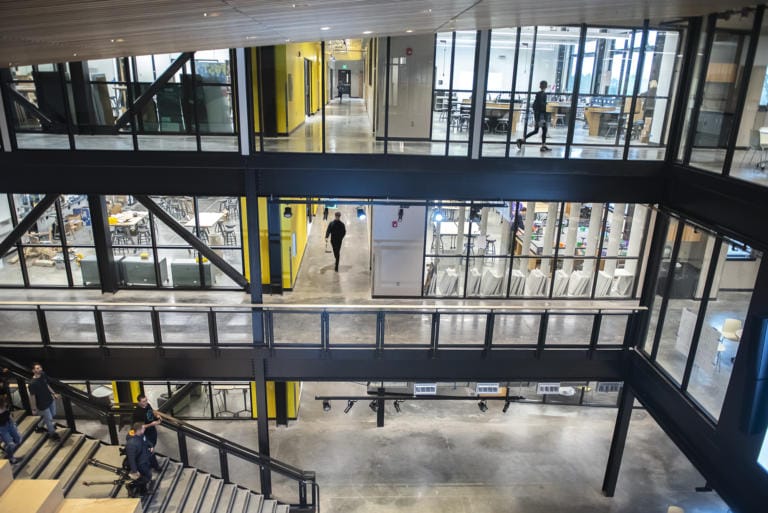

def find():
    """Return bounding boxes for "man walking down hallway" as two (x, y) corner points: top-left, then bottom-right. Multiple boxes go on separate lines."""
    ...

(325, 211), (347, 272)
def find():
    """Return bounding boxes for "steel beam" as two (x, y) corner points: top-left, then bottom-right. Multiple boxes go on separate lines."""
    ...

(113, 52), (194, 132)
(135, 195), (249, 290)
(0, 194), (58, 259)
(6, 87), (63, 131)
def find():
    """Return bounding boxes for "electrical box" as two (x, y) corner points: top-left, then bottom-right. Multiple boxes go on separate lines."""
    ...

(171, 258), (212, 288)
(122, 256), (167, 286)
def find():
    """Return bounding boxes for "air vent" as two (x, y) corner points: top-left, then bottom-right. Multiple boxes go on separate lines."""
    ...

(413, 383), (437, 395)
(476, 383), (500, 395)
(536, 382), (561, 395)
(597, 382), (623, 393)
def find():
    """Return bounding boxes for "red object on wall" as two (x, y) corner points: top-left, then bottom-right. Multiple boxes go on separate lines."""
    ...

(406, 47), (413, 56)
(392, 221), (398, 228)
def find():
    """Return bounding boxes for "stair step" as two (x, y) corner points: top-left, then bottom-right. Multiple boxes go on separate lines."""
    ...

(38, 433), (86, 479)
(0, 479), (63, 513)
(144, 460), (183, 513)
(57, 438), (100, 493)
(244, 493), (263, 513)
(0, 460), (12, 495)
(274, 505), (290, 513)
(56, 498), (142, 513)
(260, 499), (277, 513)
(229, 487), (249, 513)
(213, 483), (236, 513)
(196, 477), (223, 513)
(179, 473), (210, 513)
(163, 467), (197, 513)
(67, 444), (126, 499)
(15, 428), (71, 479)
(16, 415), (40, 438)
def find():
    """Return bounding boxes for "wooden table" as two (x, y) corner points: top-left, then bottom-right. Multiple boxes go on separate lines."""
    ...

(111, 211), (147, 227)
(584, 107), (621, 136)
(484, 102), (522, 133)
(546, 102), (572, 126)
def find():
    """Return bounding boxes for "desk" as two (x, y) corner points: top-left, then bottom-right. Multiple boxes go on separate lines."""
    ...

(546, 102), (572, 126)
(111, 211), (147, 228)
(483, 102), (522, 132)
(185, 212), (225, 231)
(435, 221), (481, 249)
(584, 107), (621, 137)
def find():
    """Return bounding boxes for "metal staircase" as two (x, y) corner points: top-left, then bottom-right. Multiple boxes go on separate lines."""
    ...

(0, 358), (316, 513)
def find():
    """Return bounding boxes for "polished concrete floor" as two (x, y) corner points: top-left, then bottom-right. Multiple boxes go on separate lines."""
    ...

(72, 381), (729, 513)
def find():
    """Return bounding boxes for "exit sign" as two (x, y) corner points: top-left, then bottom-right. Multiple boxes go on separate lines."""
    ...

(341, 64), (348, 69)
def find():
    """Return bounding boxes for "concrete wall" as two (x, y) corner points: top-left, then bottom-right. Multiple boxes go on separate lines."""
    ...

(372, 205), (426, 296)
(376, 35), (434, 139)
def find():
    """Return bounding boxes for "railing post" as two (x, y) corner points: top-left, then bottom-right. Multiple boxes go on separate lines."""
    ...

(208, 308), (219, 348)
(15, 376), (31, 414)
(483, 312), (495, 353)
(430, 311), (440, 355)
(264, 310), (274, 347)
(376, 311), (385, 352)
(107, 413), (119, 445)
(320, 310), (329, 351)
(537, 312), (549, 358)
(219, 447), (230, 483)
(177, 430), (189, 466)
(62, 396), (76, 431)
(150, 307), (163, 348)
(94, 307), (107, 347)
(589, 312), (602, 359)
(299, 480), (307, 507)
(37, 306), (50, 346)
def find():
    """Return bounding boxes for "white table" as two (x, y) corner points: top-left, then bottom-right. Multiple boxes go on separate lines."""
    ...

(185, 212), (225, 230)
(434, 221), (481, 249)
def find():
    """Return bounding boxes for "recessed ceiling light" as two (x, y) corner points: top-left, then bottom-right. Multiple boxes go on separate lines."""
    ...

(285, 39), (291, 42)
(321, 26), (330, 30)
(73, 53), (78, 56)
(203, 12), (208, 16)
(363, 30), (372, 34)
(405, 29), (413, 33)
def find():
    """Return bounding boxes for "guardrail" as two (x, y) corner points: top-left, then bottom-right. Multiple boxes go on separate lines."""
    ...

(0, 300), (645, 351)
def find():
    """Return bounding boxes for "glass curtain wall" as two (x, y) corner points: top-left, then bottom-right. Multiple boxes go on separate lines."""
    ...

(0, 194), (95, 288)
(642, 212), (761, 422)
(106, 195), (244, 289)
(4, 50), (236, 151)
(423, 201), (651, 299)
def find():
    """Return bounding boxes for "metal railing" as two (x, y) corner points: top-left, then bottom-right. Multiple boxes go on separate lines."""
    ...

(0, 300), (644, 351)
(0, 356), (319, 512)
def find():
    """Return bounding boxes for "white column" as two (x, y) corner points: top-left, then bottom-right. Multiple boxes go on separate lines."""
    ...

(562, 203), (582, 273)
(625, 205), (648, 275)
(517, 202), (535, 272)
(603, 204), (626, 275)
(583, 204), (604, 274)
(456, 206), (466, 255)
(236, 48), (250, 156)
(540, 203), (559, 274)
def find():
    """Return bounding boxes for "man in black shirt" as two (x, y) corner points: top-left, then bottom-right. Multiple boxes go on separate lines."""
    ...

(125, 422), (154, 496)
(132, 394), (161, 470)
(516, 80), (551, 152)
(28, 363), (60, 440)
(325, 211), (347, 272)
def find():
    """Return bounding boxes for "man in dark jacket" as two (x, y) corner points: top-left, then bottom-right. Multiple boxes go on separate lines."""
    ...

(325, 211), (347, 272)
(516, 80), (551, 152)
(28, 362), (60, 440)
(126, 422), (154, 495)
(132, 394), (161, 470)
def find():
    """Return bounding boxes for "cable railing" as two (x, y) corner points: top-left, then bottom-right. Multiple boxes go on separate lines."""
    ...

(0, 300), (645, 351)
(0, 355), (319, 512)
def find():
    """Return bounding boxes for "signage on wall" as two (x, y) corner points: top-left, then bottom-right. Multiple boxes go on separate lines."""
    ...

(341, 64), (348, 69)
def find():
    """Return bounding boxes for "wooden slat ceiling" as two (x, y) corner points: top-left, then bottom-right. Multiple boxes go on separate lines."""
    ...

(0, 0), (750, 66)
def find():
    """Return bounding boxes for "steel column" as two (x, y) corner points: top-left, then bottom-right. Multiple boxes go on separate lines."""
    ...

(245, 174), (265, 343)
(602, 384), (635, 496)
(254, 359), (272, 497)
(565, 25), (588, 158)
(623, 21), (649, 160)
(266, 202), (283, 294)
(88, 195), (119, 292)
(471, 30), (491, 159)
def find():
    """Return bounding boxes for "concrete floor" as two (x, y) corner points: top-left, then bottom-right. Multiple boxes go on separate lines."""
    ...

(73, 381), (729, 513)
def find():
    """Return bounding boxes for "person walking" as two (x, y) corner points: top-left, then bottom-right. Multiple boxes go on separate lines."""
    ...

(325, 211), (347, 272)
(516, 80), (551, 152)
(133, 394), (162, 470)
(125, 422), (154, 496)
(28, 362), (60, 441)
(0, 396), (21, 463)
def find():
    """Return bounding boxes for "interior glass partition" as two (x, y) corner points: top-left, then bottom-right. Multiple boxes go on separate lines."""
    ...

(688, 12), (755, 173)
(481, 29), (519, 157)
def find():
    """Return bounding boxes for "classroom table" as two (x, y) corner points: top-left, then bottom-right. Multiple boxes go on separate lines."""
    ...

(112, 211), (147, 227)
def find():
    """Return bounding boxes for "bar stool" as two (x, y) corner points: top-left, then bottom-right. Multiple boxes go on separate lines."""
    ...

(222, 223), (238, 246)
(485, 237), (497, 263)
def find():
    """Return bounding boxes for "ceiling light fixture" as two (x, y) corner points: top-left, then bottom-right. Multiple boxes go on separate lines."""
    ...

(478, 400), (488, 413)
(203, 12), (208, 16)
(321, 26), (331, 31)
(344, 400), (356, 414)
(363, 30), (372, 34)
(368, 400), (378, 412)
(283, 206), (293, 219)
(405, 29), (413, 33)
(322, 400), (331, 412)
(393, 400), (402, 413)
(356, 207), (366, 220)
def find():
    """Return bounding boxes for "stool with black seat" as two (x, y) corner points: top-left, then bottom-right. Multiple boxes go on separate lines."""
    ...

(485, 237), (497, 263)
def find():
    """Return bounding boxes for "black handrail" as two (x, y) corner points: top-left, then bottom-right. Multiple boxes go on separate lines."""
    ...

(0, 355), (318, 511)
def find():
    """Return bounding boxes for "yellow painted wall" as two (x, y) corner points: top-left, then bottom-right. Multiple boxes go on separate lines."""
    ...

(280, 201), (309, 289)
(249, 381), (300, 419)
(258, 197), (270, 285)
(276, 42), (323, 134)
